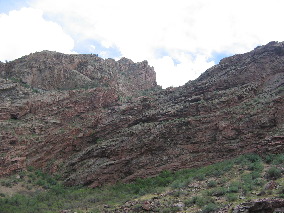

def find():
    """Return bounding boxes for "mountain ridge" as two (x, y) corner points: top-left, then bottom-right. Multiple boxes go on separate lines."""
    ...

(0, 41), (283, 189)
(0, 50), (157, 94)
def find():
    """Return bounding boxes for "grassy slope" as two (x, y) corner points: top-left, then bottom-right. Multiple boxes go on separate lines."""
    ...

(0, 153), (283, 213)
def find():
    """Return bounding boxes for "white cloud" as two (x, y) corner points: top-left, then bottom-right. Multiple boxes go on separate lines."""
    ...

(7, 0), (284, 87)
(151, 54), (215, 87)
(0, 7), (75, 62)
(90, 45), (96, 51)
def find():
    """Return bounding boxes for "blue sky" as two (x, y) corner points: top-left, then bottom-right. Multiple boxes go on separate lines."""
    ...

(1, 0), (284, 88)
(0, 0), (29, 14)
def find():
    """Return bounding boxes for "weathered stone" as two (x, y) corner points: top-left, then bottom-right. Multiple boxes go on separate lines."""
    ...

(0, 41), (283, 188)
(0, 51), (158, 96)
(233, 198), (284, 213)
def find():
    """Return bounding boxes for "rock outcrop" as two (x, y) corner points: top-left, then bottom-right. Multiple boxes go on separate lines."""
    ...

(0, 51), (157, 95)
(233, 198), (284, 213)
(0, 42), (283, 187)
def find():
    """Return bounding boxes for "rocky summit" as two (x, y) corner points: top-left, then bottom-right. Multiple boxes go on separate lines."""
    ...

(0, 41), (283, 189)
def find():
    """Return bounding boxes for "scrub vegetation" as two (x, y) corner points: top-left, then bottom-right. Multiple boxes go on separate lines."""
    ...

(0, 153), (283, 213)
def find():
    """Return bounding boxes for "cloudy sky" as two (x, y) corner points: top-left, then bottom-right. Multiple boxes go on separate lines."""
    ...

(0, 0), (284, 88)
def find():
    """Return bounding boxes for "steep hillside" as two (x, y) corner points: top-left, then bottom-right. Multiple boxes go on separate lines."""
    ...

(0, 53), (159, 178)
(63, 41), (284, 187)
(0, 41), (283, 190)
(1, 153), (284, 213)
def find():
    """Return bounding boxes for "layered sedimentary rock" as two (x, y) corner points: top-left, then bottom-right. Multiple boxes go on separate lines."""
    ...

(0, 51), (157, 94)
(0, 42), (283, 187)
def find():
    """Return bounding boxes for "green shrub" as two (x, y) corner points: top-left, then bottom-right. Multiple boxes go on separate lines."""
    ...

(88, 209), (101, 213)
(264, 154), (284, 165)
(252, 178), (265, 187)
(240, 174), (254, 194)
(248, 162), (264, 172)
(226, 193), (238, 202)
(208, 169), (224, 177)
(272, 154), (284, 165)
(241, 173), (253, 184)
(242, 185), (252, 195)
(171, 191), (182, 197)
(46, 177), (57, 186)
(194, 173), (205, 181)
(160, 208), (172, 213)
(184, 199), (194, 207)
(266, 167), (282, 180)
(245, 153), (261, 163)
(207, 180), (217, 188)
(277, 186), (284, 197)
(202, 203), (219, 213)
(28, 173), (36, 180)
(207, 187), (226, 197)
(251, 171), (261, 179)
(235, 153), (262, 170)
(234, 155), (246, 165)
(264, 154), (275, 164)
(227, 182), (240, 193)
(170, 178), (191, 189)
(1, 179), (14, 187)
(203, 160), (233, 177)
(190, 196), (213, 207)
(27, 166), (35, 172)
(26, 185), (33, 190)
(218, 178), (228, 185)
(35, 179), (46, 186)
(161, 206), (180, 213)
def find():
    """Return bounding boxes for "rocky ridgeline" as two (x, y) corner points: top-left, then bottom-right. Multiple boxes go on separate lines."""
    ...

(0, 42), (283, 188)
(0, 50), (157, 95)
(0, 52), (158, 177)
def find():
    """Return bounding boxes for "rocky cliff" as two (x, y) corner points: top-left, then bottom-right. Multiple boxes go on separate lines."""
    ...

(0, 42), (283, 188)
(0, 51), (157, 94)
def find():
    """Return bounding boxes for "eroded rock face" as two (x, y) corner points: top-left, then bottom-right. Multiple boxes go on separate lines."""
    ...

(0, 42), (284, 187)
(0, 51), (157, 96)
(0, 53), (158, 177)
(232, 198), (284, 213)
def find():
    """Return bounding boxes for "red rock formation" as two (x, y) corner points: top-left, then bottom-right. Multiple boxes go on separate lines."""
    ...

(0, 51), (157, 95)
(0, 42), (283, 187)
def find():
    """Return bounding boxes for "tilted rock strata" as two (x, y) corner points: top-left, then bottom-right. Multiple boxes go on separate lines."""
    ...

(0, 42), (284, 188)
(63, 42), (284, 187)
